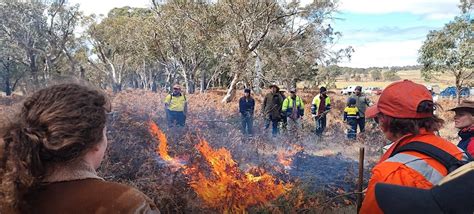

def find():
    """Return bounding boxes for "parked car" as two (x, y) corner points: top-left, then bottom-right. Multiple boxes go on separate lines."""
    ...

(439, 86), (470, 97)
(341, 85), (357, 95)
(371, 87), (383, 95)
(425, 85), (440, 94)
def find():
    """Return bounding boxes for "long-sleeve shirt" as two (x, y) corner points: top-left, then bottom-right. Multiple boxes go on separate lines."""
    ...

(239, 96), (255, 117)
(343, 106), (359, 121)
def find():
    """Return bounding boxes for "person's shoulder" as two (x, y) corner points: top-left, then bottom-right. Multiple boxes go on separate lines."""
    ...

(99, 180), (159, 213)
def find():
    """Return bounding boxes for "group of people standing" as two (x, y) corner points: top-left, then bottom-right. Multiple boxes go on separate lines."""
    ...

(239, 84), (372, 139)
(1, 80), (474, 213)
(239, 84), (331, 137)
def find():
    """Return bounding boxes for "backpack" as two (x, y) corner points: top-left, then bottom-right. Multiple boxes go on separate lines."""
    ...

(390, 141), (473, 173)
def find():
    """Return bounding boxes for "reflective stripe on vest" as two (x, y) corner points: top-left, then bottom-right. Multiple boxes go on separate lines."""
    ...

(385, 153), (444, 185)
(455, 146), (471, 161)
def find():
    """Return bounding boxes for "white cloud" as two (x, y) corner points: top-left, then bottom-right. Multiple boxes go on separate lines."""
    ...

(68, 0), (151, 15)
(335, 39), (424, 68)
(338, 0), (459, 16)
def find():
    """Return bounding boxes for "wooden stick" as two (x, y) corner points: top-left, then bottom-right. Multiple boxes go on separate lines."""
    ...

(357, 147), (365, 213)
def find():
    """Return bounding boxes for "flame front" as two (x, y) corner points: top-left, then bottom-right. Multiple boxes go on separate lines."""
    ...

(148, 121), (291, 212)
(148, 121), (173, 161)
(185, 139), (291, 212)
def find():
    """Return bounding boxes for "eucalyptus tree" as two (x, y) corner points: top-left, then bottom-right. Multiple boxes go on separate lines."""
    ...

(418, 10), (473, 102)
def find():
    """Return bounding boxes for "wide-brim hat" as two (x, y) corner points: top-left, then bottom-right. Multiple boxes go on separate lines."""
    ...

(449, 100), (474, 111)
(269, 84), (279, 90)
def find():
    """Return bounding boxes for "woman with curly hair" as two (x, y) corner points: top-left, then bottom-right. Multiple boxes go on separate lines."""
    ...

(0, 83), (159, 213)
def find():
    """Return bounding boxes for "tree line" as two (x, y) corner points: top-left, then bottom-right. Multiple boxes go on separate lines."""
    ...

(0, 0), (355, 102)
(0, 0), (471, 102)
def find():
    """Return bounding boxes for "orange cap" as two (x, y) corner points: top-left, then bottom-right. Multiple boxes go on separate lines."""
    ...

(366, 80), (433, 119)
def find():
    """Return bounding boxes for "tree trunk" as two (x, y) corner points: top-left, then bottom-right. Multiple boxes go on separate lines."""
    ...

(5, 78), (12, 96)
(200, 71), (207, 93)
(112, 82), (122, 93)
(253, 52), (262, 94)
(222, 72), (239, 103)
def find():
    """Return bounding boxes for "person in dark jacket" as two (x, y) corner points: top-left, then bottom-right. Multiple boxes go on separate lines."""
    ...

(262, 84), (284, 136)
(450, 100), (474, 156)
(239, 88), (255, 135)
(349, 86), (371, 133)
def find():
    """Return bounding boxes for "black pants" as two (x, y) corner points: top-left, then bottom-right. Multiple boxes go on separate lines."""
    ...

(315, 115), (327, 136)
(356, 117), (366, 132)
(167, 110), (185, 127)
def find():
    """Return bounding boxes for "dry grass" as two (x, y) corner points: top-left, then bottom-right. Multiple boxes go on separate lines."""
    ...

(336, 69), (455, 89)
(0, 88), (464, 213)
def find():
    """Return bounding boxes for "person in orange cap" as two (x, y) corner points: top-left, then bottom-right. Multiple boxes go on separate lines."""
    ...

(450, 100), (474, 156)
(164, 84), (187, 127)
(360, 80), (471, 214)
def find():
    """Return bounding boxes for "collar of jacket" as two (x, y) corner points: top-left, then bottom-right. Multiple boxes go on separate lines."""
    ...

(378, 128), (435, 163)
(42, 161), (104, 183)
(459, 125), (474, 139)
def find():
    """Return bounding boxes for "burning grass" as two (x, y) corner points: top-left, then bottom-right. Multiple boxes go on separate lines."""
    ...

(0, 89), (464, 213)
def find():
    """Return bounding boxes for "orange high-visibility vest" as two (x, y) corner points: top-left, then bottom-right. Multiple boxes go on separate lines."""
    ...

(360, 129), (469, 214)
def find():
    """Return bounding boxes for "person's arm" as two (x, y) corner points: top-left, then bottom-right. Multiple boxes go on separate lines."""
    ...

(281, 98), (288, 112)
(365, 97), (372, 106)
(164, 95), (171, 109)
(311, 97), (317, 115)
(239, 98), (244, 114)
(184, 101), (188, 115)
(343, 111), (348, 122)
(262, 96), (267, 113)
(325, 97), (331, 111)
(360, 163), (433, 214)
(250, 98), (255, 116)
(299, 97), (305, 116)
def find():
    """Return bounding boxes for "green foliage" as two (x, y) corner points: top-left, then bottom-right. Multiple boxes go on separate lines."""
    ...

(382, 70), (401, 81)
(370, 69), (382, 81)
(418, 11), (473, 100)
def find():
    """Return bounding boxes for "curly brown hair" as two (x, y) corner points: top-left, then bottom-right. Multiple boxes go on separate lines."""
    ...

(0, 83), (110, 213)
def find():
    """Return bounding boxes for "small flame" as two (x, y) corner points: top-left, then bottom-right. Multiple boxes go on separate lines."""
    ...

(148, 121), (173, 161)
(277, 144), (304, 169)
(185, 139), (291, 212)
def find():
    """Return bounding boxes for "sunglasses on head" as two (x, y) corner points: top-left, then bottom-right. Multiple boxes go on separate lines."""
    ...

(173, 88), (180, 90)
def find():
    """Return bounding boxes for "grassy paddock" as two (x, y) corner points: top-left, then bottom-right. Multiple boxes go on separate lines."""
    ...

(335, 69), (454, 89)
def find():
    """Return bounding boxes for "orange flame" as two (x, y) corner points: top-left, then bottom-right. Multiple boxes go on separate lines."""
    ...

(277, 144), (304, 169)
(185, 139), (292, 212)
(148, 121), (291, 212)
(148, 121), (173, 162)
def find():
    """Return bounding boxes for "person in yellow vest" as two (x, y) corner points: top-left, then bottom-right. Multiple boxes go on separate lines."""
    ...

(344, 97), (360, 139)
(282, 88), (305, 133)
(311, 86), (331, 136)
(164, 84), (187, 127)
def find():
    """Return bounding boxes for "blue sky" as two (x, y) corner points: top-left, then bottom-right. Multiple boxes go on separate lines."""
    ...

(70, 0), (461, 68)
(332, 0), (461, 68)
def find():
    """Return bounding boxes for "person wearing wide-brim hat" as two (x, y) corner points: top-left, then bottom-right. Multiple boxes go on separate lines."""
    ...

(262, 83), (284, 136)
(449, 100), (474, 156)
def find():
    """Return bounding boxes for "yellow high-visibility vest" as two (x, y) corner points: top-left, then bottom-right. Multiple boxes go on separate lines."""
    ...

(164, 94), (186, 112)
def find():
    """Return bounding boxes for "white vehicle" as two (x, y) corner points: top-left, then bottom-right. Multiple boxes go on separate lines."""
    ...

(341, 85), (358, 95)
